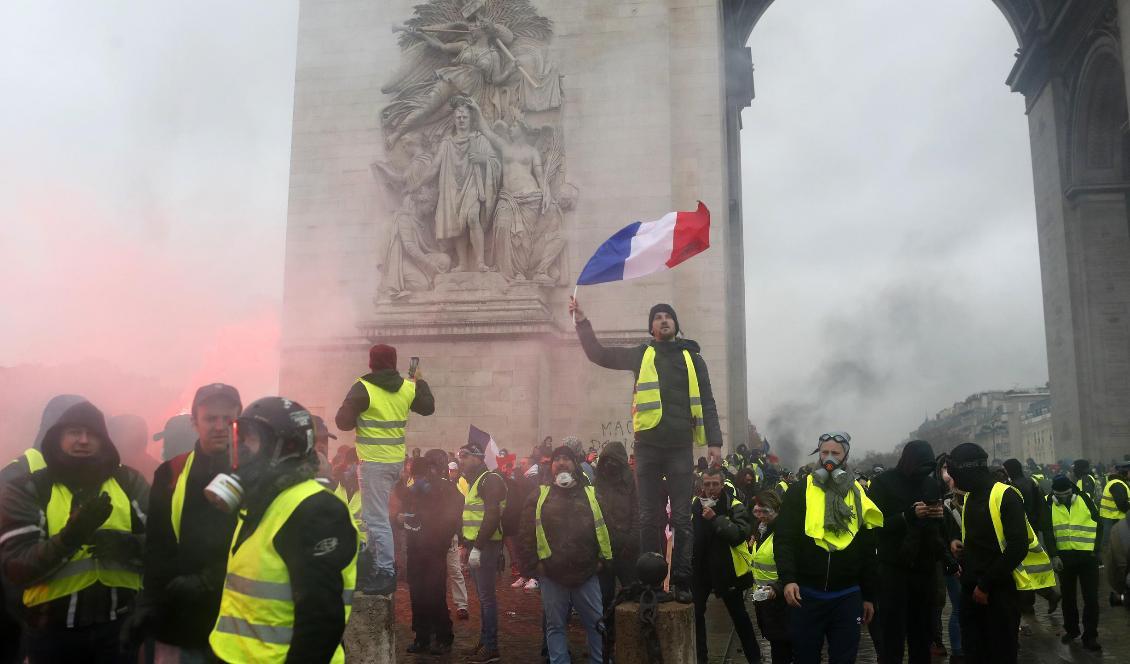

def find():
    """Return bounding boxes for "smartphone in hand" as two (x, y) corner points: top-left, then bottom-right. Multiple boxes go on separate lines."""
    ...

(408, 356), (420, 379)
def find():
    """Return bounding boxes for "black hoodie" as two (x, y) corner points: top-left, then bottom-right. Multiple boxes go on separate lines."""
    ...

(594, 441), (639, 564)
(334, 370), (435, 432)
(868, 440), (945, 571)
(575, 319), (723, 447)
(0, 401), (149, 630)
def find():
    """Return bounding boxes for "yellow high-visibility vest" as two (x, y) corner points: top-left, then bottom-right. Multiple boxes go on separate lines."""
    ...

(693, 496), (754, 578)
(802, 475), (884, 552)
(170, 451), (195, 543)
(209, 480), (357, 664)
(354, 378), (415, 463)
(23, 478), (141, 607)
(333, 484), (367, 544)
(632, 347), (706, 445)
(461, 471), (506, 542)
(962, 482), (1055, 591)
(1076, 475), (1097, 495)
(1050, 495), (1098, 552)
(777, 480), (788, 492)
(752, 532), (777, 582)
(17, 449), (46, 473)
(1100, 478), (1128, 520)
(534, 485), (611, 560)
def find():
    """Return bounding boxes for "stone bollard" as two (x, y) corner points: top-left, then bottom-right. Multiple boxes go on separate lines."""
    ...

(343, 593), (395, 663)
(613, 601), (695, 664)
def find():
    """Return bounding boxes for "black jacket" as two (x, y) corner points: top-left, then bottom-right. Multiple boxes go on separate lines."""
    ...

(461, 468), (507, 550)
(692, 490), (754, 595)
(1040, 490), (1101, 561)
(143, 443), (239, 647)
(0, 401), (150, 631)
(519, 481), (607, 588)
(868, 441), (945, 572)
(335, 370), (435, 431)
(575, 319), (722, 447)
(958, 478), (1029, 594)
(594, 442), (640, 566)
(773, 479), (879, 601)
(227, 479), (358, 664)
(400, 476), (462, 557)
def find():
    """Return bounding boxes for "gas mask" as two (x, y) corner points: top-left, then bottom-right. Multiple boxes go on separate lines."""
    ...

(204, 419), (252, 513)
(554, 472), (576, 488)
(813, 456), (848, 485)
(1054, 490), (1074, 506)
(203, 417), (302, 513)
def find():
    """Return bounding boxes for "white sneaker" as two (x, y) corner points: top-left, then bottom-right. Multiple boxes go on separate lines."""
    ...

(510, 577), (527, 588)
(523, 578), (539, 590)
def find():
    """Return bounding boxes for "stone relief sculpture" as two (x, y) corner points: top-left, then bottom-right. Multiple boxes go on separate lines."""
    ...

(372, 0), (573, 300)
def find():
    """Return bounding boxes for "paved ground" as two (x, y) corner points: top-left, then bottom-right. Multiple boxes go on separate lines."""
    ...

(391, 568), (1130, 663)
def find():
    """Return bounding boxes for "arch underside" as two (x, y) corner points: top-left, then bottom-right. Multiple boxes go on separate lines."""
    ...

(722, 0), (1037, 48)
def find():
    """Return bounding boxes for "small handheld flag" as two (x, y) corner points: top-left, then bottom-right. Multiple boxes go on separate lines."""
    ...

(576, 202), (710, 286)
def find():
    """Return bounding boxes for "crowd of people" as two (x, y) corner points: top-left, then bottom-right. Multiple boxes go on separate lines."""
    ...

(1, 297), (1129, 664)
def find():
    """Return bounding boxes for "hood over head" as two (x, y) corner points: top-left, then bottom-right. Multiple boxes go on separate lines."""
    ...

(33, 394), (87, 450)
(896, 439), (936, 478)
(41, 401), (121, 489)
(595, 441), (631, 486)
(1002, 458), (1025, 481)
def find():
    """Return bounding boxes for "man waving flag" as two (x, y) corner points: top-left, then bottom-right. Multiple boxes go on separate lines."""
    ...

(576, 202), (710, 285)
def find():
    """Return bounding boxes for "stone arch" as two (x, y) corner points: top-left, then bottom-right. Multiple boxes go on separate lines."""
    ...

(1069, 39), (1129, 186)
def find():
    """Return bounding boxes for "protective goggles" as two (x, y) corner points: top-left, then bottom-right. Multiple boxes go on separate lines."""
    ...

(818, 432), (851, 444)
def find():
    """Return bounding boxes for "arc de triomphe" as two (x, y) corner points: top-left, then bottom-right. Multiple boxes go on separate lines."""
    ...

(279, 0), (1130, 464)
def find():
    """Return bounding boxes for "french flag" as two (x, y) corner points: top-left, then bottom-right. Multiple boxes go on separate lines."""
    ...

(576, 202), (710, 285)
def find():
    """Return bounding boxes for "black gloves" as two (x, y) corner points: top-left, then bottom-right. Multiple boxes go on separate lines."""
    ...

(118, 600), (155, 652)
(59, 493), (112, 547)
(165, 573), (213, 604)
(90, 530), (142, 565)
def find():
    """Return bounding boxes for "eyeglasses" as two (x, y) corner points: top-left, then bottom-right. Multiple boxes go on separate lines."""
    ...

(819, 432), (851, 444)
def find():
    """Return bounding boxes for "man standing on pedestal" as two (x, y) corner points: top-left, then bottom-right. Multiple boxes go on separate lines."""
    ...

(569, 296), (723, 601)
(336, 343), (435, 595)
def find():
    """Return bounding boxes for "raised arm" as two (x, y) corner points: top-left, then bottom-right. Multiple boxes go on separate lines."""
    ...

(569, 297), (642, 371)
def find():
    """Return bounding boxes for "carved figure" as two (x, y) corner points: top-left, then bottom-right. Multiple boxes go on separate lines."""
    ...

(466, 99), (551, 281)
(432, 97), (500, 272)
(380, 185), (452, 298)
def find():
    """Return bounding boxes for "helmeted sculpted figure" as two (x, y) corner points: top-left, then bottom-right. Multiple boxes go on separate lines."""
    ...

(374, 0), (574, 297)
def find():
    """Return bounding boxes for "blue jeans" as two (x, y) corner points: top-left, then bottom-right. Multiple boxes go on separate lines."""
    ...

(469, 540), (503, 650)
(541, 574), (604, 664)
(788, 589), (863, 664)
(943, 574), (962, 655)
(358, 460), (403, 576)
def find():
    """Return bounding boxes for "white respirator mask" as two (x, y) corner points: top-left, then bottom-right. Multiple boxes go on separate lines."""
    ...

(554, 472), (576, 488)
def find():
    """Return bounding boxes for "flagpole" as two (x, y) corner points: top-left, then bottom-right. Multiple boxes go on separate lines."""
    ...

(571, 284), (578, 323)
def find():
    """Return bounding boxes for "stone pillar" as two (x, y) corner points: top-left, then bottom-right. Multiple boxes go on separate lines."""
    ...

(343, 594), (395, 664)
(613, 601), (695, 664)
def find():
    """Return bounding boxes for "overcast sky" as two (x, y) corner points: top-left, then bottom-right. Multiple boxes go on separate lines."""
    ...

(742, 0), (1047, 460)
(0, 1), (1047, 459)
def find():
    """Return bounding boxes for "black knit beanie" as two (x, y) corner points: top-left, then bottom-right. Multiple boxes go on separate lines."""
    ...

(647, 303), (680, 335)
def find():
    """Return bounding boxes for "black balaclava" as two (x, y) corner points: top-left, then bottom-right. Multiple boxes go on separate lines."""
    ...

(948, 443), (990, 492)
(896, 439), (936, 479)
(647, 303), (680, 336)
(1002, 458), (1025, 483)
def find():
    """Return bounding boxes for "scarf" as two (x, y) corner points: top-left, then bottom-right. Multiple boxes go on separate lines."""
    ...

(818, 468), (858, 534)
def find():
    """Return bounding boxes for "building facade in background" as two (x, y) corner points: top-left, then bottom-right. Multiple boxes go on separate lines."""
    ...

(911, 386), (1055, 463)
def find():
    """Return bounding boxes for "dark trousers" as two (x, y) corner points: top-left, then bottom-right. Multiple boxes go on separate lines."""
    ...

(25, 621), (123, 664)
(754, 597), (793, 664)
(877, 566), (935, 664)
(407, 549), (453, 645)
(788, 590), (862, 664)
(1058, 556), (1099, 640)
(598, 554), (639, 612)
(635, 442), (693, 584)
(693, 586), (760, 664)
(959, 585), (1019, 664)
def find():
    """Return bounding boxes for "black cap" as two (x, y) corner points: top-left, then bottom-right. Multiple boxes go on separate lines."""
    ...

(191, 383), (242, 415)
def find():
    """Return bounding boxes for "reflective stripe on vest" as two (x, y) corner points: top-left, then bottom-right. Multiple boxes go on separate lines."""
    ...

(333, 484), (367, 544)
(171, 451), (195, 543)
(693, 496), (753, 577)
(962, 483), (1055, 591)
(632, 347), (706, 446)
(354, 378), (415, 463)
(23, 449), (46, 473)
(23, 478), (141, 607)
(802, 475), (884, 552)
(1050, 496), (1098, 551)
(461, 472), (507, 542)
(534, 485), (612, 560)
(777, 481), (788, 492)
(752, 532), (777, 582)
(209, 480), (358, 664)
(1100, 478), (1129, 520)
